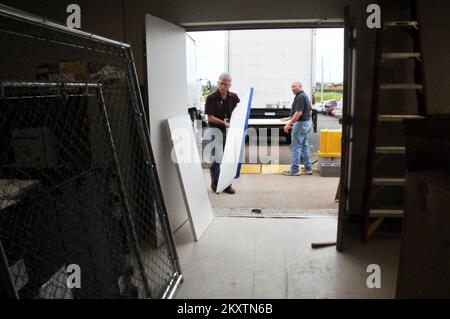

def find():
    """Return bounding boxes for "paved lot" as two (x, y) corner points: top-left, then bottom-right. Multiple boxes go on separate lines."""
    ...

(310, 113), (342, 151)
(243, 113), (341, 165)
(205, 170), (339, 209)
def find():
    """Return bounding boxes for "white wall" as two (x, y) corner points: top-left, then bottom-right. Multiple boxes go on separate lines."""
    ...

(146, 14), (189, 232)
(228, 29), (315, 109)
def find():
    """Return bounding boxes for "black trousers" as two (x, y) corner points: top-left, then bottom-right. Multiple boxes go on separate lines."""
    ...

(208, 129), (227, 188)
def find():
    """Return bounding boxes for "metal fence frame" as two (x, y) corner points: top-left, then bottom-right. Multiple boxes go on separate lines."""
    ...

(0, 4), (182, 299)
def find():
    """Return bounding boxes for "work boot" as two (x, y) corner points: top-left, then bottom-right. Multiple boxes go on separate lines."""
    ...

(282, 170), (300, 176)
(302, 168), (313, 175)
(223, 186), (236, 194)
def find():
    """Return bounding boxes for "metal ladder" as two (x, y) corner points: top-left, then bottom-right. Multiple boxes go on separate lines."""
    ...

(362, 0), (427, 242)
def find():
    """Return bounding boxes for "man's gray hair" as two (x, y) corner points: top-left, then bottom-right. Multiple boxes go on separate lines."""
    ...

(218, 72), (232, 82)
(292, 81), (303, 87)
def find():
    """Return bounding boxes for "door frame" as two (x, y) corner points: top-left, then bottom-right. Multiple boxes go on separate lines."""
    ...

(156, 16), (355, 252)
(337, 6), (356, 251)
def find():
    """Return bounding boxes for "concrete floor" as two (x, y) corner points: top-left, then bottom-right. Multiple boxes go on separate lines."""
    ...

(173, 216), (400, 299)
(205, 170), (340, 209)
(174, 115), (381, 299)
(205, 113), (341, 209)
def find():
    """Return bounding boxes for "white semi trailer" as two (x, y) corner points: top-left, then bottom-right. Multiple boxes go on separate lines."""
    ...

(186, 34), (204, 112)
(226, 29), (316, 109)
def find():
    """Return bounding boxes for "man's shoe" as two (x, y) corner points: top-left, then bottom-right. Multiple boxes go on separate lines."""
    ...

(223, 186), (236, 194)
(282, 170), (300, 176)
(302, 168), (313, 175)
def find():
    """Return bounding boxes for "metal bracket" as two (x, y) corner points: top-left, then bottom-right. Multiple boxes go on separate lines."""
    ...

(342, 137), (355, 144)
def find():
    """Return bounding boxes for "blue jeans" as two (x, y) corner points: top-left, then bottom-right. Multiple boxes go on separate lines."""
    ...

(290, 120), (312, 172)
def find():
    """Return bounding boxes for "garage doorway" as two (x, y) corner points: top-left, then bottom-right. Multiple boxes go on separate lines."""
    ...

(145, 14), (355, 251)
(188, 28), (343, 217)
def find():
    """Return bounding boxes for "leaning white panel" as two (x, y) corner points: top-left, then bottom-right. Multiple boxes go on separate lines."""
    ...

(167, 115), (214, 241)
(216, 87), (254, 193)
(146, 13), (189, 232)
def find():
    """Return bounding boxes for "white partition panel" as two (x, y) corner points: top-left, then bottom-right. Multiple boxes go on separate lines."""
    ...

(167, 115), (214, 241)
(146, 14), (189, 231)
(216, 88), (254, 193)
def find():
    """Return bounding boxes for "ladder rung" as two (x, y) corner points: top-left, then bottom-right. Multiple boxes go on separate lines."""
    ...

(382, 53), (421, 60)
(380, 84), (423, 90)
(378, 115), (425, 122)
(383, 21), (418, 29)
(375, 147), (406, 154)
(370, 209), (404, 218)
(373, 178), (405, 186)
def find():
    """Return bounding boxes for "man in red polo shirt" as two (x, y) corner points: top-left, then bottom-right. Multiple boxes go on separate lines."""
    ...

(205, 73), (240, 194)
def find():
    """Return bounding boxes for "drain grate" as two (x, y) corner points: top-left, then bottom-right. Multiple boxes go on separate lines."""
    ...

(214, 208), (338, 218)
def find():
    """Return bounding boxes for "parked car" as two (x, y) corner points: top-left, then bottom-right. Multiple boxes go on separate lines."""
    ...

(331, 99), (343, 117)
(323, 99), (339, 115)
(323, 99), (343, 116)
(312, 102), (325, 113)
(332, 107), (343, 118)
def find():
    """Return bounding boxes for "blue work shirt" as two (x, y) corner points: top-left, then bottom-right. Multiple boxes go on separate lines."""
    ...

(290, 90), (312, 122)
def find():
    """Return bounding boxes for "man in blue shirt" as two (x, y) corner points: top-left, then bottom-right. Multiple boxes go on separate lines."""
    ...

(282, 82), (313, 176)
